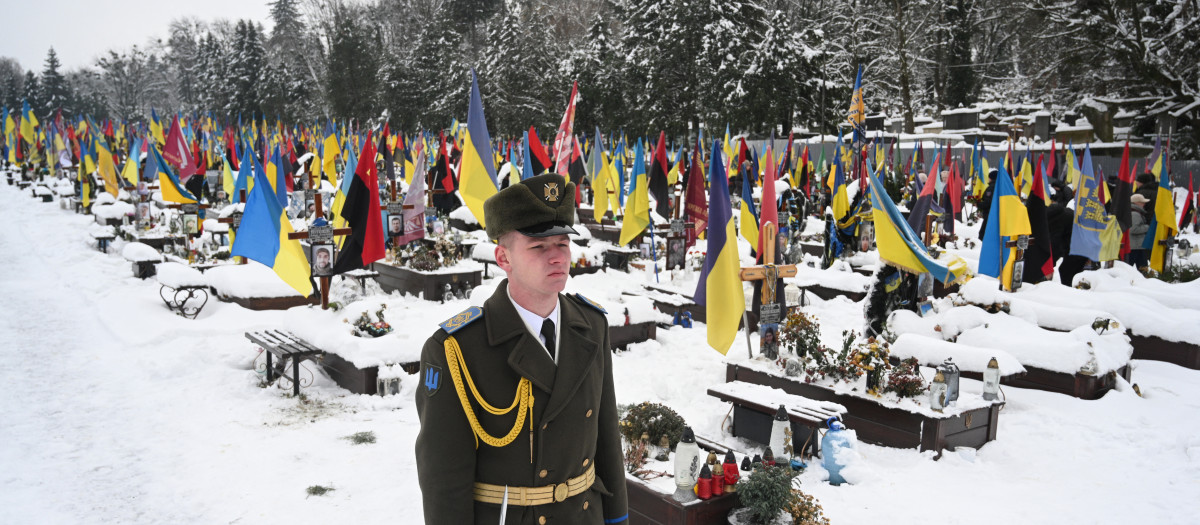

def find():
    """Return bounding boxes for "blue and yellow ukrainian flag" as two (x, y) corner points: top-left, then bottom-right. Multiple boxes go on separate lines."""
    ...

(739, 162), (759, 247)
(619, 140), (650, 246)
(459, 69), (499, 227)
(150, 144), (197, 204)
(979, 161), (1030, 288)
(230, 164), (312, 297)
(867, 162), (967, 284)
(1150, 150), (1177, 272)
(694, 139), (745, 355)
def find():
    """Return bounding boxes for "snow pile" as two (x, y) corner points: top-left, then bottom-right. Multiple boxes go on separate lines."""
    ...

(890, 333), (1025, 376)
(121, 242), (162, 263)
(449, 205), (478, 224)
(1073, 264), (1200, 311)
(33, 185), (53, 196)
(93, 201), (135, 220)
(206, 262), (304, 298)
(155, 262), (208, 289)
(788, 260), (871, 292)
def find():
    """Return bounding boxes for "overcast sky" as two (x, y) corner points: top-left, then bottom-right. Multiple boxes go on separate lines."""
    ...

(5, 0), (274, 72)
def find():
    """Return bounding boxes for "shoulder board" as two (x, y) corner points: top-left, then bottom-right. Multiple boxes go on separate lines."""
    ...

(440, 306), (483, 334)
(572, 293), (607, 314)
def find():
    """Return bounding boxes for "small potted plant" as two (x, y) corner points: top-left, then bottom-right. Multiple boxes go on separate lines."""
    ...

(728, 464), (799, 525)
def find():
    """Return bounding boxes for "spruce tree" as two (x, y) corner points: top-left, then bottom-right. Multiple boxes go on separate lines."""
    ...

(325, 4), (382, 121)
(40, 49), (70, 115)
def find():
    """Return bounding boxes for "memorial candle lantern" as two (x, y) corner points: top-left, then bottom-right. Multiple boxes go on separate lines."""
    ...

(938, 357), (961, 405)
(711, 461), (724, 495)
(696, 464), (712, 500)
(768, 405), (789, 461)
(674, 427), (701, 490)
(982, 357), (1001, 401)
(930, 370), (948, 412)
(723, 451), (740, 491)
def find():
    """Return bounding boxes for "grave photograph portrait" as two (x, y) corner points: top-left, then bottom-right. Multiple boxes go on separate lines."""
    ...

(313, 245), (334, 276)
(389, 215), (402, 235)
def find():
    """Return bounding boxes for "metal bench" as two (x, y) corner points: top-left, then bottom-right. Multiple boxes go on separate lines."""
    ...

(159, 284), (209, 319)
(92, 233), (116, 253)
(245, 330), (324, 397)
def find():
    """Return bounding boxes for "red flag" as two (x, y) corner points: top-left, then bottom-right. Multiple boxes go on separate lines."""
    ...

(758, 144), (779, 262)
(552, 82), (579, 173)
(684, 141), (708, 248)
(163, 115), (195, 179)
(1181, 172), (1195, 230)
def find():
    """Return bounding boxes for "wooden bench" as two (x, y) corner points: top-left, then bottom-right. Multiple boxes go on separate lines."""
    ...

(708, 380), (846, 458)
(245, 330), (324, 397)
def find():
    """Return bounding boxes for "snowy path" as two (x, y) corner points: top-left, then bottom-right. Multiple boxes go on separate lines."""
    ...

(2, 181), (1200, 524)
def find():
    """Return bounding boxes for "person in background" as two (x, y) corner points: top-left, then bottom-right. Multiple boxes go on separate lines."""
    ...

(1128, 193), (1151, 270)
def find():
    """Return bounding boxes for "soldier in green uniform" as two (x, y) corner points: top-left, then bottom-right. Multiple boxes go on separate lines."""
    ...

(416, 173), (629, 524)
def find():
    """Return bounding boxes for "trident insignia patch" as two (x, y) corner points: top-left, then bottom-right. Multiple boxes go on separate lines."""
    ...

(423, 363), (442, 396)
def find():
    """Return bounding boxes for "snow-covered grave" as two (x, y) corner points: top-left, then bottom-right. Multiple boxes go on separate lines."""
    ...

(787, 260), (872, 302)
(959, 274), (1200, 370)
(206, 261), (317, 310)
(121, 241), (162, 278)
(890, 305), (1133, 399)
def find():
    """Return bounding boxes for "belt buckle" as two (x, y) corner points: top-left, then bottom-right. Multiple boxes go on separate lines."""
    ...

(553, 482), (569, 503)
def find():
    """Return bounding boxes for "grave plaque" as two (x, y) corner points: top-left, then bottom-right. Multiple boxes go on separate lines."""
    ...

(308, 225), (334, 244)
(387, 202), (405, 215)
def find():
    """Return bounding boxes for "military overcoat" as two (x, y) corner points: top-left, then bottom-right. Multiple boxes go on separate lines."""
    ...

(415, 280), (629, 524)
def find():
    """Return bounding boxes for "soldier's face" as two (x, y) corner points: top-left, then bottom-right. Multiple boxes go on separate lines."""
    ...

(497, 233), (571, 299)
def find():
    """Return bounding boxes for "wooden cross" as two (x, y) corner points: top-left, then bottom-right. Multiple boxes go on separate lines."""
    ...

(738, 223), (798, 358)
(665, 218), (695, 270)
(216, 188), (249, 264)
(286, 192), (352, 310)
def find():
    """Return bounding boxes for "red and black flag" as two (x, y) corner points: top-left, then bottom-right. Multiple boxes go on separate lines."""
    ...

(378, 123), (395, 182)
(1023, 157), (1054, 283)
(1112, 142), (1134, 231)
(332, 130), (386, 274)
(647, 130), (672, 219)
(526, 126), (552, 176)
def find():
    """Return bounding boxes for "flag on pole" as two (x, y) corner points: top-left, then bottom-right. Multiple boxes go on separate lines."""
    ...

(647, 131), (672, 220)
(230, 163), (312, 297)
(694, 139), (745, 355)
(619, 140), (650, 246)
(867, 162), (967, 284)
(1069, 146), (1107, 261)
(332, 131), (387, 273)
(459, 70), (500, 227)
(846, 65), (866, 142)
(148, 143), (197, 204)
(1149, 149), (1177, 272)
(684, 141), (708, 248)
(757, 143), (778, 262)
(552, 81), (579, 174)
(398, 148), (428, 246)
(978, 162), (1030, 283)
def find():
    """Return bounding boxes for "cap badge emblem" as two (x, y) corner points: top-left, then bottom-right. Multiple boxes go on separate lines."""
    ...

(544, 182), (560, 202)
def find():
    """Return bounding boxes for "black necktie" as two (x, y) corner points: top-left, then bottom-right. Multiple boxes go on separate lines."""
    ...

(540, 319), (556, 361)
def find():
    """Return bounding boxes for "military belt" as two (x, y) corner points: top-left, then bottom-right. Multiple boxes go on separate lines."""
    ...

(472, 464), (595, 506)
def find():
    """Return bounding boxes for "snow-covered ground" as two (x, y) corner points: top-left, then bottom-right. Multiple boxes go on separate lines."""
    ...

(2, 180), (1200, 524)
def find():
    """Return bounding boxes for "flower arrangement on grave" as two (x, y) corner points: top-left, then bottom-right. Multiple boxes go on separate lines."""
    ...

(807, 330), (864, 384)
(349, 304), (393, 338)
(884, 357), (926, 398)
(618, 401), (686, 456)
(785, 488), (831, 525)
(851, 336), (891, 394)
(733, 464), (800, 525)
(778, 310), (823, 360)
(1091, 317), (1120, 334)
